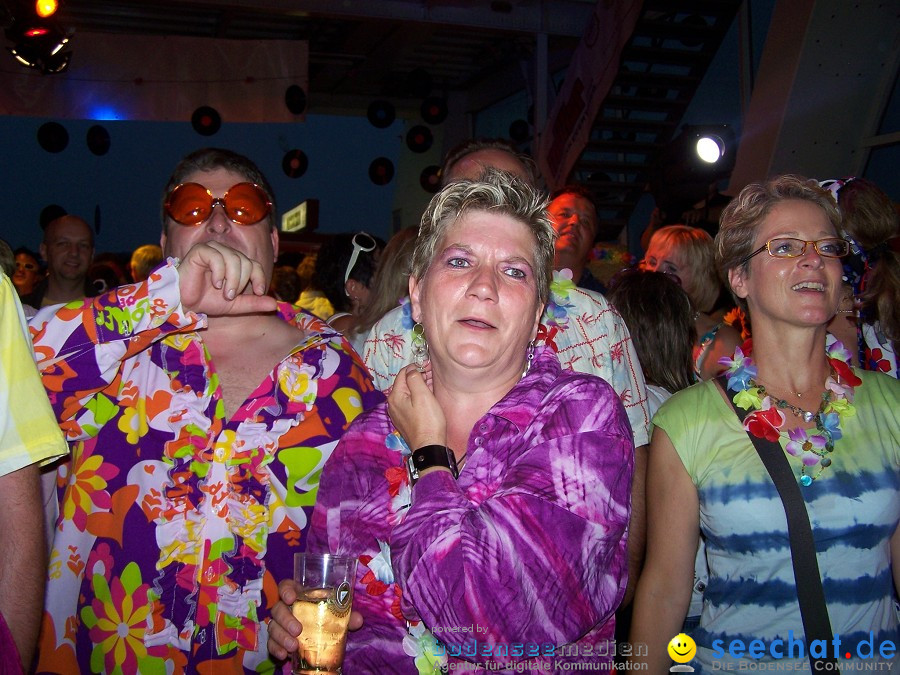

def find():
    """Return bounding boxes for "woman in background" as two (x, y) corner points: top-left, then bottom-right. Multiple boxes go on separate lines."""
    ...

(347, 226), (418, 355)
(821, 177), (899, 378)
(608, 269), (707, 632)
(608, 269), (696, 414)
(640, 224), (741, 380)
(12, 247), (42, 299)
(313, 231), (383, 338)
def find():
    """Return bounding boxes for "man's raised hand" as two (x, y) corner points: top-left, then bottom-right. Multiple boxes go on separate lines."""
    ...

(178, 241), (277, 317)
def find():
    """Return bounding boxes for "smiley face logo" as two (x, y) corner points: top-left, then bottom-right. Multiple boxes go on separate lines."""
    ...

(667, 633), (697, 663)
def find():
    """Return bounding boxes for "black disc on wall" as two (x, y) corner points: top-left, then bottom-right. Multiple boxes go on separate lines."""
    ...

(37, 122), (69, 153)
(86, 125), (111, 156)
(421, 96), (447, 124)
(406, 125), (433, 153)
(285, 85), (307, 115)
(420, 165), (441, 193)
(367, 100), (396, 129)
(192, 106), (221, 136)
(282, 149), (308, 178)
(368, 157), (395, 185)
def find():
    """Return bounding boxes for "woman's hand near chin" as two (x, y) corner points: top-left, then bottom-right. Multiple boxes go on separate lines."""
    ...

(388, 364), (446, 449)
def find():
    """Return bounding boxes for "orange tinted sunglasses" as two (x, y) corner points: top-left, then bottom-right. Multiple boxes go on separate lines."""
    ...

(164, 182), (272, 226)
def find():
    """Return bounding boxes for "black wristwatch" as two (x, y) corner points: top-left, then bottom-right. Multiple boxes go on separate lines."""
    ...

(406, 445), (459, 485)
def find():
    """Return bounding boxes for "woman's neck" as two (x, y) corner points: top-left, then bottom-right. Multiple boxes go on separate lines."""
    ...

(749, 324), (832, 396)
(431, 363), (525, 454)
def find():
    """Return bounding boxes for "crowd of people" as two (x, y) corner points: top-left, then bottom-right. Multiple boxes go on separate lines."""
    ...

(0, 139), (897, 675)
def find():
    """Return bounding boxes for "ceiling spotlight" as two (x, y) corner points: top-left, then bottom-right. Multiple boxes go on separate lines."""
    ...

(35, 0), (59, 19)
(677, 124), (735, 171)
(696, 135), (725, 164)
(5, 16), (72, 74)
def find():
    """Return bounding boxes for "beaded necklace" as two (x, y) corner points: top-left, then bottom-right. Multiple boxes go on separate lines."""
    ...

(718, 338), (861, 487)
(751, 381), (831, 423)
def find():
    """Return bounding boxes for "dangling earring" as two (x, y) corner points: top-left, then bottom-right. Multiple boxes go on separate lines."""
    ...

(412, 322), (428, 372)
(523, 340), (535, 377)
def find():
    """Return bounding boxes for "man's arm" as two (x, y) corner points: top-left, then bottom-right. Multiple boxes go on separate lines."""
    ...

(0, 459), (46, 670)
(0, 273), (68, 669)
(28, 261), (205, 439)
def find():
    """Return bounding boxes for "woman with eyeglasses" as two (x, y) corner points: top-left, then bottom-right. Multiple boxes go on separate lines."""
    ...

(266, 169), (633, 671)
(312, 231), (383, 352)
(630, 175), (900, 674)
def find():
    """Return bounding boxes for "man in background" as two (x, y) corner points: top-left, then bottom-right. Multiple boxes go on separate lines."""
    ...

(129, 243), (163, 282)
(30, 214), (94, 307)
(548, 184), (606, 293)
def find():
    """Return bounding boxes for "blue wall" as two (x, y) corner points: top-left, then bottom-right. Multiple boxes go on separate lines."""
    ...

(0, 114), (404, 255)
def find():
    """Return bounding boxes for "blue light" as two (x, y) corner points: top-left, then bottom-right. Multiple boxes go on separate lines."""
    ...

(89, 107), (123, 121)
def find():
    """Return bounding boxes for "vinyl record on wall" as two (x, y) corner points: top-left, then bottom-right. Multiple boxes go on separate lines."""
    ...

(406, 68), (432, 98)
(367, 100), (395, 129)
(406, 125), (433, 153)
(509, 119), (530, 143)
(282, 149), (308, 178)
(39, 204), (67, 229)
(285, 85), (307, 115)
(37, 122), (69, 153)
(192, 106), (221, 136)
(368, 157), (394, 186)
(86, 125), (111, 156)
(420, 96), (448, 125)
(419, 165), (441, 194)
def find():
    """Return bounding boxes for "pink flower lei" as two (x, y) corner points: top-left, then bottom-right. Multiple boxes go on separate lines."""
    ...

(718, 338), (862, 486)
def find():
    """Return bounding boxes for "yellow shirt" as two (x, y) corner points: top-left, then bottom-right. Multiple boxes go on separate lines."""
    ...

(0, 272), (67, 476)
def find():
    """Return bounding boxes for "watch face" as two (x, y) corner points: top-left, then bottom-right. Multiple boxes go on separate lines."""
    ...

(406, 454), (419, 485)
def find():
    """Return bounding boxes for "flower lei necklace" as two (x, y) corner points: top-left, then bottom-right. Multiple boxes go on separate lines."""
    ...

(718, 338), (861, 486)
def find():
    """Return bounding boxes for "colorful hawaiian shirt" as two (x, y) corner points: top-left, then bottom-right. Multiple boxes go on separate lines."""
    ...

(361, 271), (651, 446)
(29, 261), (383, 674)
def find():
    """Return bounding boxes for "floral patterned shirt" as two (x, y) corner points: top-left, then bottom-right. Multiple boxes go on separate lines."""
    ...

(861, 321), (898, 379)
(29, 261), (383, 674)
(308, 346), (634, 673)
(361, 270), (651, 447)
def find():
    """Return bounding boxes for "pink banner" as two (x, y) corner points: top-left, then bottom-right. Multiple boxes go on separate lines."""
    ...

(0, 32), (308, 122)
(536, 0), (643, 190)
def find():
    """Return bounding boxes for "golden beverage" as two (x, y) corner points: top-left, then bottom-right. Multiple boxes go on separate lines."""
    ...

(291, 586), (352, 673)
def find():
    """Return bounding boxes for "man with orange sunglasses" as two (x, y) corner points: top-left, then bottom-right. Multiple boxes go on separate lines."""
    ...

(29, 148), (383, 674)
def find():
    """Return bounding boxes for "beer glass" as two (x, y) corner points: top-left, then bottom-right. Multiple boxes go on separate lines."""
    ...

(291, 553), (357, 674)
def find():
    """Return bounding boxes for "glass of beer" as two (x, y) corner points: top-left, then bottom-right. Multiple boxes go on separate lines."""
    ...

(291, 553), (357, 674)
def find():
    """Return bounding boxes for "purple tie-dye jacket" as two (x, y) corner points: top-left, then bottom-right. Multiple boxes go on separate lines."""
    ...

(308, 346), (634, 673)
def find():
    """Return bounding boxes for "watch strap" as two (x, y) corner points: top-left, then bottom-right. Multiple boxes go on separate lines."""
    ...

(407, 444), (459, 484)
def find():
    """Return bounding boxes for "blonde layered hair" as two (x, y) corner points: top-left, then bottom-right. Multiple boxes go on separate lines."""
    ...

(411, 168), (555, 305)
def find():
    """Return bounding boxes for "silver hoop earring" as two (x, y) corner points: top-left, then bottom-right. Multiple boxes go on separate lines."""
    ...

(412, 322), (428, 372)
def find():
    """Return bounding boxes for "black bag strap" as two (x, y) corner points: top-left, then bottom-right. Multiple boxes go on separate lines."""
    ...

(717, 376), (837, 669)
